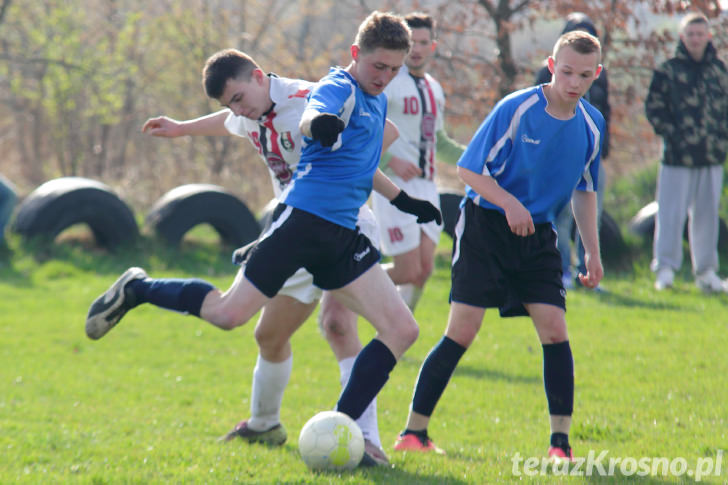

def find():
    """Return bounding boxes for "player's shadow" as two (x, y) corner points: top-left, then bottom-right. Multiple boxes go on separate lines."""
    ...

(281, 466), (471, 484)
(578, 288), (694, 311)
(398, 355), (541, 385)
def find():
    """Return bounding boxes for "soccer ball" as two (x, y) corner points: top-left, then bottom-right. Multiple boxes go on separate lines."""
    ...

(298, 410), (364, 470)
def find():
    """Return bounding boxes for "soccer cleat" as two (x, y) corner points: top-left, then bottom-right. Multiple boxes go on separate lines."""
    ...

(548, 445), (575, 463)
(654, 267), (674, 291)
(359, 439), (389, 467)
(393, 431), (445, 455)
(219, 420), (287, 446)
(85, 267), (147, 340)
(695, 270), (728, 294)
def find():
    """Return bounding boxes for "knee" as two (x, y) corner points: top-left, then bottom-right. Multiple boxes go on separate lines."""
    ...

(319, 307), (356, 341)
(400, 264), (422, 285)
(254, 323), (286, 352)
(415, 260), (434, 286)
(396, 316), (419, 348)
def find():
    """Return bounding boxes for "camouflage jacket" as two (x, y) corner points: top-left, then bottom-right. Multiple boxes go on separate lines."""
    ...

(645, 41), (728, 167)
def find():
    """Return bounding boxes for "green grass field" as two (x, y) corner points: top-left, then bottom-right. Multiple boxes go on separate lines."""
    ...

(1, 232), (727, 484)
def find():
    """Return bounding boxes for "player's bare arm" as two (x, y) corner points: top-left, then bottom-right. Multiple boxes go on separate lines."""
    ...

(457, 165), (535, 236)
(141, 109), (231, 138)
(571, 190), (603, 288)
(386, 156), (423, 181)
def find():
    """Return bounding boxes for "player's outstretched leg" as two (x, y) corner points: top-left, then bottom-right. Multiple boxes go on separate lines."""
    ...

(85, 267), (148, 339)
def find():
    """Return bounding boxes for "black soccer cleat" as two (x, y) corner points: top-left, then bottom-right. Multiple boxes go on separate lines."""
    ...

(85, 267), (147, 340)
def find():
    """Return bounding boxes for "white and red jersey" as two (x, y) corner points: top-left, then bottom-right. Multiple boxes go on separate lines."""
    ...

(224, 75), (313, 198)
(383, 65), (445, 181)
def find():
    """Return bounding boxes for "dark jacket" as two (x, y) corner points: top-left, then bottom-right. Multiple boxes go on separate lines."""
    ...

(645, 40), (728, 167)
(534, 14), (611, 158)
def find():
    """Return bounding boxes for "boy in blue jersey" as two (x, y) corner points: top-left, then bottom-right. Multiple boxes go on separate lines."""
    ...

(86, 11), (440, 452)
(394, 30), (605, 462)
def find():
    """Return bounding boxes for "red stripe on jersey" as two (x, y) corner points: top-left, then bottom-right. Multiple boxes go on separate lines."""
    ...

(423, 76), (438, 180)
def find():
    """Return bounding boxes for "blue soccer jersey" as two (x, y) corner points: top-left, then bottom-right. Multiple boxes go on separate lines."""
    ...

(457, 85), (604, 224)
(282, 68), (387, 229)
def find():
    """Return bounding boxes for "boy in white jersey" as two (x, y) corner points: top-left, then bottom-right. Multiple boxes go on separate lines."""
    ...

(373, 12), (464, 312)
(394, 31), (605, 462)
(86, 13), (440, 466)
(138, 49), (395, 465)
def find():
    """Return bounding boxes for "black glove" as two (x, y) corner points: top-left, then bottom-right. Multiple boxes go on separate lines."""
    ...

(231, 239), (258, 266)
(310, 113), (345, 147)
(390, 191), (442, 224)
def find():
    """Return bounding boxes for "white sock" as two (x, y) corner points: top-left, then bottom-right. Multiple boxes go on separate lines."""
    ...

(398, 284), (424, 312)
(247, 354), (292, 431)
(339, 356), (381, 448)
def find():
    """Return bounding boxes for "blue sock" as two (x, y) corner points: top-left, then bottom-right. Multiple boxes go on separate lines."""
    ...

(411, 336), (466, 417)
(336, 339), (396, 420)
(127, 278), (215, 317)
(543, 341), (574, 416)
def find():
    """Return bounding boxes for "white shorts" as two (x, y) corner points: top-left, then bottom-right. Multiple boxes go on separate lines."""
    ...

(274, 205), (380, 304)
(371, 176), (443, 256)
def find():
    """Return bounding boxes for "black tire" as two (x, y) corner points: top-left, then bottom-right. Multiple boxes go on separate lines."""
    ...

(599, 210), (627, 265)
(439, 191), (464, 239)
(628, 201), (728, 251)
(12, 177), (138, 248)
(146, 184), (260, 247)
(628, 201), (658, 237)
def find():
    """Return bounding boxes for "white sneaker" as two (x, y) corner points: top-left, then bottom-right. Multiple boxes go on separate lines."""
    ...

(654, 268), (674, 291)
(695, 271), (728, 294)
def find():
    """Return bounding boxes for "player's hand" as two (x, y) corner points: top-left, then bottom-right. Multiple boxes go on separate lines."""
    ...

(388, 156), (422, 181)
(390, 190), (442, 224)
(231, 239), (258, 266)
(141, 116), (184, 137)
(577, 252), (604, 289)
(503, 199), (534, 237)
(310, 113), (345, 147)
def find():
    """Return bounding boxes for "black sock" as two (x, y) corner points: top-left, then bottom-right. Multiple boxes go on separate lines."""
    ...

(551, 432), (570, 451)
(336, 339), (396, 420)
(411, 336), (466, 417)
(402, 428), (429, 439)
(543, 340), (574, 416)
(127, 278), (215, 317)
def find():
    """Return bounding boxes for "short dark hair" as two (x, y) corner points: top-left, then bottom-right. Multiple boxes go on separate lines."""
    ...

(202, 49), (261, 99)
(354, 11), (411, 55)
(552, 30), (602, 64)
(405, 12), (435, 37)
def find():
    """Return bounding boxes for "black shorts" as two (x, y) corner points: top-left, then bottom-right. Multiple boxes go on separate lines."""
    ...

(450, 199), (565, 317)
(244, 204), (380, 297)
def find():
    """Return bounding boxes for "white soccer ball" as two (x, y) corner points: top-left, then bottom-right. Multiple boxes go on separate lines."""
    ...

(298, 410), (364, 470)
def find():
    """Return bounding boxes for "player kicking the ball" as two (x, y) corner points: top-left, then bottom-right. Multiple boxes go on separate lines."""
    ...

(87, 11), (438, 466)
(136, 48), (406, 465)
(394, 30), (605, 462)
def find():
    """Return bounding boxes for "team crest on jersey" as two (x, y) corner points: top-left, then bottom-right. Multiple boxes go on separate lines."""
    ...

(280, 131), (295, 151)
(266, 152), (293, 184)
(422, 113), (436, 140)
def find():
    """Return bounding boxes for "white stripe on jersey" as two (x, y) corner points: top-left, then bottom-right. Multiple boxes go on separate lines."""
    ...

(484, 93), (540, 178)
(577, 100), (600, 192)
(330, 84), (357, 152)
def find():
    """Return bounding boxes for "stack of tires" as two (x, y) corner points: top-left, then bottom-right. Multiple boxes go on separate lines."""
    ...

(13, 177), (260, 250)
